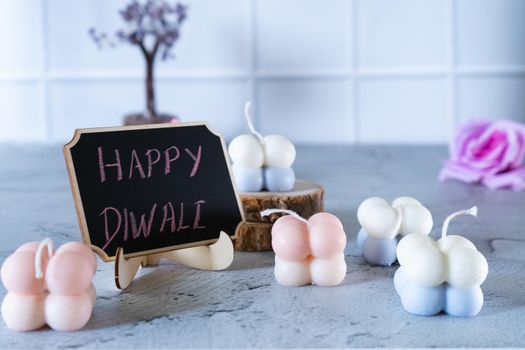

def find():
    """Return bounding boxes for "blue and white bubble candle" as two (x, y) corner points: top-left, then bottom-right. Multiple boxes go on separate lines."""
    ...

(395, 206), (488, 317)
(228, 102), (296, 193)
(356, 196), (433, 266)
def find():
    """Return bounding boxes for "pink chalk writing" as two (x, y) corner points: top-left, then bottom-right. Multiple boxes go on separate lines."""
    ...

(130, 203), (157, 239)
(97, 145), (204, 182)
(100, 200), (207, 249)
(123, 208), (129, 242)
(185, 145), (202, 178)
(129, 149), (146, 179)
(98, 147), (123, 183)
(99, 207), (121, 250)
(164, 146), (180, 175)
(145, 149), (161, 178)
(160, 202), (176, 233)
(193, 200), (206, 229)
(178, 202), (190, 231)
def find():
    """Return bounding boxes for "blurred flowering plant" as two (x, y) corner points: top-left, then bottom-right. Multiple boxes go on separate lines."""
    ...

(89, 0), (187, 124)
(439, 119), (525, 191)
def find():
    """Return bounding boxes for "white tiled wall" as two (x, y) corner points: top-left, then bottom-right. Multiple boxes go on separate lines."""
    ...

(0, 0), (524, 143)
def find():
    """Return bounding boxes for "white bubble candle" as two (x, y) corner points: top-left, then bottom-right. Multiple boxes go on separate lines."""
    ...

(394, 207), (489, 317)
(228, 102), (296, 192)
(356, 196), (433, 266)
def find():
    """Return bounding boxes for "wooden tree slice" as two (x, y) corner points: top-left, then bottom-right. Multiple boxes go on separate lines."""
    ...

(234, 180), (324, 251)
(234, 222), (274, 251)
(239, 180), (325, 223)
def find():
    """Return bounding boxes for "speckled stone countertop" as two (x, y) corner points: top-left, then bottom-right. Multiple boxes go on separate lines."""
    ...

(0, 144), (524, 349)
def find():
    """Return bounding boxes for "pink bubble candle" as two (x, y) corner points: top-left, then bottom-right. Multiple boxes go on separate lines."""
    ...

(261, 209), (347, 286)
(1, 239), (97, 331)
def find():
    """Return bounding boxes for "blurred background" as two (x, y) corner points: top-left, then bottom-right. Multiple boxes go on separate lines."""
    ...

(0, 0), (524, 144)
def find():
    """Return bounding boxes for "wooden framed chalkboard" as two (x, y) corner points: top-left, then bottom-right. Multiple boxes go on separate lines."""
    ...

(64, 122), (244, 262)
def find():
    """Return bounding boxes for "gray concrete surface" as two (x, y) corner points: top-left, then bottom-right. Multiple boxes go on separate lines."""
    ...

(0, 144), (524, 348)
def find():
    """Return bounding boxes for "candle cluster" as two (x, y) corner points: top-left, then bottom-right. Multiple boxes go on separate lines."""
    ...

(1, 240), (97, 331)
(228, 103), (296, 192)
(356, 196), (433, 266)
(394, 207), (488, 317)
(263, 210), (347, 287)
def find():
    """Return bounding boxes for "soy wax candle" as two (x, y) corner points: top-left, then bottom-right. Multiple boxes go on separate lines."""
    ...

(228, 102), (296, 192)
(356, 196), (433, 266)
(1, 239), (97, 331)
(261, 209), (347, 286)
(394, 207), (488, 317)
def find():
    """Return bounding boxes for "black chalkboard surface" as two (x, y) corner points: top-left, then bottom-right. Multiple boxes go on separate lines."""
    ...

(64, 122), (244, 262)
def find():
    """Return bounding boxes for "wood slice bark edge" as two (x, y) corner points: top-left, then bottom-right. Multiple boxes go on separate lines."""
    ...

(239, 180), (325, 223)
(234, 222), (274, 251)
(234, 180), (324, 251)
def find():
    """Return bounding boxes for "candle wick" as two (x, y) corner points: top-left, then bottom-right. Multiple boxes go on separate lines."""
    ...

(260, 208), (308, 224)
(35, 238), (54, 279)
(244, 101), (265, 145)
(441, 206), (478, 238)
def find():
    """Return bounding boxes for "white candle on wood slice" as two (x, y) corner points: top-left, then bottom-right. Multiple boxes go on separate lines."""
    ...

(228, 102), (296, 192)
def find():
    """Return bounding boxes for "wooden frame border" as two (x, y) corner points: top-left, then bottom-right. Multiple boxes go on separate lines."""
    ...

(63, 121), (245, 262)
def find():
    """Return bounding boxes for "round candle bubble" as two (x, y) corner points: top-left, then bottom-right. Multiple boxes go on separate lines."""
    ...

(356, 196), (432, 266)
(1, 251), (46, 295)
(262, 134), (296, 168)
(394, 268), (446, 316)
(45, 293), (93, 332)
(228, 134), (264, 169)
(231, 165), (264, 192)
(264, 167), (295, 192)
(1, 293), (47, 331)
(56, 242), (97, 273)
(46, 250), (94, 295)
(357, 230), (399, 267)
(271, 215), (310, 261)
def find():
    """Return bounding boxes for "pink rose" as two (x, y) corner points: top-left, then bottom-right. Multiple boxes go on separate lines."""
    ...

(439, 119), (525, 191)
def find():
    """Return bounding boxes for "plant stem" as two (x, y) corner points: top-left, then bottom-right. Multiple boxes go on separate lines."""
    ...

(145, 55), (156, 119)
(139, 39), (159, 120)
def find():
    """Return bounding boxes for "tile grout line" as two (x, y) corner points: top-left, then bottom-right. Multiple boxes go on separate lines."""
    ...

(41, 0), (51, 142)
(351, 0), (360, 143)
(449, 0), (458, 136)
(249, 0), (258, 132)
(1, 65), (525, 82)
